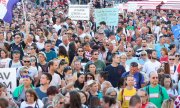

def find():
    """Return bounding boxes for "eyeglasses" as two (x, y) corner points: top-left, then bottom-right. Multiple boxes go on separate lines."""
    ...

(24, 60), (30, 63)
(22, 75), (30, 78)
(93, 53), (99, 55)
(152, 77), (158, 79)
(30, 59), (36, 62)
(126, 50), (131, 52)
(175, 55), (180, 57)
(87, 76), (93, 79)
(23, 71), (29, 73)
(78, 50), (83, 52)
(30, 48), (35, 50)
(169, 59), (175, 61)
(141, 54), (146, 56)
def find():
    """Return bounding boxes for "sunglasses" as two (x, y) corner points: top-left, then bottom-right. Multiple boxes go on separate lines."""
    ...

(93, 53), (99, 55)
(152, 77), (158, 79)
(169, 59), (175, 60)
(175, 55), (180, 57)
(23, 71), (29, 73)
(22, 75), (30, 78)
(24, 60), (30, 63)
(141, 54), (146, 56)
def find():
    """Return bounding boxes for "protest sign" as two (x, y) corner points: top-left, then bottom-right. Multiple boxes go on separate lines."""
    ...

(172, 24), (180, 39)
(0, 68), (16, 94)
(68, 5), (90, 20)
(128, 3), (138, 12)
(94, 8), (119, 27)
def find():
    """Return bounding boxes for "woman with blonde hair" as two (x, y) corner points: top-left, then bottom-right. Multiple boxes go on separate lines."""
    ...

(161, 99), (174, 108)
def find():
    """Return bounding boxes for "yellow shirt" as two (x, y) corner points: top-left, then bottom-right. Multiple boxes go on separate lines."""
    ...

(57, 55), (69, 64)
(118, 87), (136, 108)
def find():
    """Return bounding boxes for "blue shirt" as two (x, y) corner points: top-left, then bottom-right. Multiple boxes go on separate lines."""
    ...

(35, 87), (47, 100)
(44, 50), (57, 62)
(126, 57), (139, 66)
(121, 72), (144, 89)
(155, 43), (169, 59)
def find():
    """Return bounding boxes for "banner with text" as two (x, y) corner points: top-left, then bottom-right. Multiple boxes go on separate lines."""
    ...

(0, 68), (16, 94)
(68, 5), (90, 20)
(94, 8), (119, 27)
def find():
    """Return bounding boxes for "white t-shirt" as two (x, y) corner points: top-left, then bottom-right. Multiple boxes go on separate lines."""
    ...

(5, 60), (22, 68)
(50, 73), (61, 87)
(36, 42), (45, 50)
(142, 60), (161, 76)
(53, 24), (61, 32)
(0, 58), (11, 68)
(20, 99), (44, 108)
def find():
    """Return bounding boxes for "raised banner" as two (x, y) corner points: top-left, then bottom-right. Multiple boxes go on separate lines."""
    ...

(68, 5), (90, 20)
(0, 68), (17, 94)
(0, 0), (19, 23)
(94, 8), (119, 26)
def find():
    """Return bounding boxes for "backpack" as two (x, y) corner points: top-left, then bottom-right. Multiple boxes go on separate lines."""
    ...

(9, 60), (23, 68)
(145, 85), (164, 102)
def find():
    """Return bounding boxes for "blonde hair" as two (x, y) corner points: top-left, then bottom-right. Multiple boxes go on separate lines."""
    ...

(161, 99), (174, 108)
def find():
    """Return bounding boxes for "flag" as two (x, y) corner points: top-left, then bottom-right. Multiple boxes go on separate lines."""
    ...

(0, 0), (19, 23)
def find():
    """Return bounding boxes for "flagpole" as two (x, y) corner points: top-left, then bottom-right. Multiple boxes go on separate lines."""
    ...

(21, 0), (27, 23)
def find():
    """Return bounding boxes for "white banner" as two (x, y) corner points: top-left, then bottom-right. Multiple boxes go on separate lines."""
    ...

(0, 68), (17, 94)
(68, 5), (90, 20)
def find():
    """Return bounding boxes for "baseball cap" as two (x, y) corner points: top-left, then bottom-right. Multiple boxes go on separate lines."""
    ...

(13, 50), (20, 54)
(38, 52), (47, 59)
(130, 62), (138, 67)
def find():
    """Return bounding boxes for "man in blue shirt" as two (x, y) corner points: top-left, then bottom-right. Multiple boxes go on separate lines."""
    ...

(105, 53), (126, 88)
(35, 73), (52, 100)
(43, 40), (57, 62)
(121, 62), (145, 89)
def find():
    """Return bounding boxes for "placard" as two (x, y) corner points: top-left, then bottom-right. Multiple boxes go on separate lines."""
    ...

(0, 68), (17, 94)
(68, 5), (90, 20)
(94, 8), (119, 26)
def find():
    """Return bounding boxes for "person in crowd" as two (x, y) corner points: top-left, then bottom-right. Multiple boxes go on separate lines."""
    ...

(125, 47), (139, 66)
(35, 73), (52, 100)
(119, 53), (130, 72)
(85, 49), (106, 73)
(0, 49), (10, 68)
(142, 50), (161, 76)
(129, 95), (142, 108)
(161, 74), (178, 100)
(74, 73), (85, 90)
(20, 89), (44, 108)
(122, 62), (145, 89)
(51, 93), (65, 108)
(168, 44), (177, 55)
(161, 99), (175, 108)
(89, 96), (101, 108)
(5, 50), (23, 68)
(102, 96), (118, 108)
(43, 40), (57, 62)
(86, 62), (97, 77)
(105, 53), (126, 88)
(118, 75), (137, 108)
(56, 59), (68, 79)
(105, 87), (117, 99)
(64, 90), (82, 108)
(73, 60), (84, 75)
(143, 72), (169, 108)
(48, 60), (61, 88)
(13, 75), (34, 106)
(0, 98), (9, 108)
(42, 86), (59, 107)
(57, 46), (69, 64)
(38, 52), (49, 73)
(160, 48), (169, 63)
(138, 50), (149, 66)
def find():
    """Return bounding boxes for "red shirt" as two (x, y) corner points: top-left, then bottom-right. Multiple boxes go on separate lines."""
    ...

(142, 102), (149, 108)
(160, 56), (168, 63)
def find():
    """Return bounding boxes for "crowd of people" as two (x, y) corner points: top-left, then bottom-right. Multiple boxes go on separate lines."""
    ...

(0, 0), (180, 108)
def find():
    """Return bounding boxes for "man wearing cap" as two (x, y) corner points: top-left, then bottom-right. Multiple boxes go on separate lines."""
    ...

(122, 62), (145, 89)
(38, 52), (48, 73)
(5, 50), (23, 68)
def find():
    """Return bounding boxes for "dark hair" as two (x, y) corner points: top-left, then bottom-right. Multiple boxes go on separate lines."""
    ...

(169, 44), (176, 50)
(78, 90), (88, 105)
(45, 40), (52, 45)
(100, 21), (106, 25)
(64, 91), (82, 108)
(91, 49), (99, 55)
(85, 73), (95, 81)
(116, 27), (123, 33)
(160, 74), (173, 88)
(25, 89), (38, 102)
(59, 59), (68, 67)
(162, 62), (170, 74)
(0, 98), (9, 108)
(103, 96), (116, 107)
(48, 60), (54, 68)
(99, 71), (108, 80)
(129, 95), (141, 107)
(47, 86), (58, 96)
(58, 46), (68, 57)
(63, 66), (72, 73)
(89, 96), (101, 108)
(43, 73), (52, 84)
(78, 26), (84, 31)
